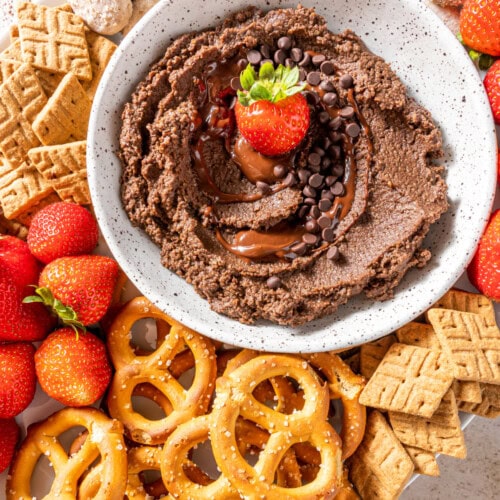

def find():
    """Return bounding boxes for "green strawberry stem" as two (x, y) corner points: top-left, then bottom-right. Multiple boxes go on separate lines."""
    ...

(457, 33), (495, 70)
(238, 62), (306, 106)
(23, 287), (86, 336)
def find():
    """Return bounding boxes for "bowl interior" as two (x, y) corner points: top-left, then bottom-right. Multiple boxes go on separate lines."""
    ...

(87, 0), (497, 352)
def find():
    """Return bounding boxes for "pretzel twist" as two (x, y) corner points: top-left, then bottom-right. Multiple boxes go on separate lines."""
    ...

(106, 296), (217, 444)
(6, 408), (127, 500)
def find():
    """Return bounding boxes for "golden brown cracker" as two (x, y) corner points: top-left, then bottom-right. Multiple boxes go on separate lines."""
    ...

(428, 289), (496, 326)
(404, 446), (440, 477)
(427, 309), (500, 384)
(82, 31), (117, 100)
(0, 211), (28, 239)
(17, 2), (92, 81)
(9, 25), (19, 42)
(28, 140), (90, 205)
(1, 39), (22, 61)
(388, 389), (466, 459)
(0, 58), (21, 84)
(395, 322), (441, 350)
(32, 73), (91, 145)
(348, 410), (414, 500)
(359, 334), (396, 379)
(344, 352), (361, 374)
(458, 383), (500, 419)
(451, 379), (482, 404)
(359, 343), (453, 418)
(34, 68), (63, 97)
(0, 63), (47, 168)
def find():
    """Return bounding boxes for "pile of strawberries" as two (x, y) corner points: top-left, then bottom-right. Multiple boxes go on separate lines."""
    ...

(0, 202), (122, 472)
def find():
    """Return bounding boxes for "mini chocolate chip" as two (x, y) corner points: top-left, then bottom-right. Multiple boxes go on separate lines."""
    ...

(309, 164), (321, 173)
(322, 227), (335, 242)
(309, 173), (324, 188)
(309, 206), (321, 218)
(256, 181), (271, 194)
(299, 52), (311, 67)
(283, 172), (297, 187)
(274, 49), (287, 65)
(321, 157), (331, 169)
(320, 60), (335, 75)
(323, 137), (332, 150)
(305, 91), (320, 106)
(298, 68), (307, 81)
(305, 219), (320, 233)
(285, 58), (295, 68)
(318, 215), (331, 229)
(318, 111), (330, 124)
(314, 146), (325, 157)
(339, 74), (354, 89)
(329, 131), (343, 143)
(304, 197), (316, 205)
(230, 77), (242, 91)
(312, 54), (326, 66)
(320, 80), (335, 92)
(340, 106), (355, 119)
(321, 190), (334, 201)
(331, 164), (344, 177)
(291, 47), (303, 62)
(325, 175), (336, 187)
(328, 116), (343, 130)
(274, 164), (287, 178)
(326, 246), (340, 261)
(329, 145), (341, 160)
(306, 71), (321, 86)
(267, 276), (282, 289)
(331, 181), (345, 196)
(247, 49), (262, 65)
(318, 198), (332, 212)
(260, 44), (271, 58)
(277, 36), (292, 50)
(323, 92), (338, 107)
(308, 153), (322, 167)
(303, 185), (317, 198)
(298, 205), (309, 219)
(297, 169), (311, 183)
(346, 122), (361, 138)
(291, 242), (307, 256)
(303, 233), (319, 245)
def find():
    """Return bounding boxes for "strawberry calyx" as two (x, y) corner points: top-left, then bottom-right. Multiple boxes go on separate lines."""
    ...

(23, 287), (86, 336)
(237, 62), (306, 106)
(457, 33), (495, 70)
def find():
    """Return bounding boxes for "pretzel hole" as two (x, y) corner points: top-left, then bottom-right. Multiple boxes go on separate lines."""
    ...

(30, 454), (54, 499)
(130, 318), (170, 353)
(132, 383), (169, 420)
(253, 377), (305, 414)
(139, 470), (167, 497)
(188, 437), (220, 483)
(274, 443), (321, 487)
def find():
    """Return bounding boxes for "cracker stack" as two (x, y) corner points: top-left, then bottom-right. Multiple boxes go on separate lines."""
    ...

(349, 289), (500, 498)
(0, 2), (117, 235)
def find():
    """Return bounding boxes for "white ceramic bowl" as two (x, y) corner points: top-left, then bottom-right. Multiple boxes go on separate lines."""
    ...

(87, 0), (497, 353)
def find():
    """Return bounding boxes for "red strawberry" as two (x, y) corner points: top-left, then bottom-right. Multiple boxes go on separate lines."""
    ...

(0, 235), (41, 293)
(27, 202), (99, 264)
(468, 209), (500, 299)
(0, 418), (19, 473)
(0, 267), (55, 342)
(0, 342), (36, 418)
(460, 0), (500, 57)
(26, 255), (120, 328)
(234, 62), (310, 156)
(35, 327), (112, 406)
(497, 149), (500, 184)
(484, 59), (500, 125)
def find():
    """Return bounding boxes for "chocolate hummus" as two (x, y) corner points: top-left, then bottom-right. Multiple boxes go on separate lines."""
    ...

(119, 6), (448, 326)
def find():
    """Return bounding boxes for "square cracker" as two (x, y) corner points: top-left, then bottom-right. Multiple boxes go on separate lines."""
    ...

(0, 63), (47, 168)
(28, 140), (90, 204)
(395, 322), (441, 350)
(17, 2), (92, 81)
(427, 309), (500, 384)
(0, 59), (22, 84)
(451, 379), (482, 404)
(404, 446), (440, 477)
(359, 343), (453, 418)
(458, 383), (500, 419)
(1, 39), (22, 61)
(348, 410), (414, 500)
(32, 73), (91, 146)
(389, 389), (466, 459)
(360, 334), (396, 379)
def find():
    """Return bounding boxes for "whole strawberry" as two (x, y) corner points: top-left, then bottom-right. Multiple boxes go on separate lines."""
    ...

(468, 209), (500, 299)
(0, 342), (36, 418)
(35, 327), (112, 406)
(234, 62), (310, 156)
(0, 418), (19, 473)
(460, 0), (500, 57)
(484, 60), (500, 125)
(27, 202), (99, 264)
(26, 255), (120, 328)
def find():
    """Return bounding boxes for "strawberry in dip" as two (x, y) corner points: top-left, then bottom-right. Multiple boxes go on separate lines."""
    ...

(119, 5), (447, 326)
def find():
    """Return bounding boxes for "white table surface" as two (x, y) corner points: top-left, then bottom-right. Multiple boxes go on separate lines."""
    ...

(0, 1), (498, 499)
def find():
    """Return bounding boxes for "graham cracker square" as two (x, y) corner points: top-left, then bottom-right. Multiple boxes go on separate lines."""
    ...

(32, 72), (91, 145)
(359, 334), (396, 379)
(388, 389), (466, 459)
(404, 446), (440, 477)
(451, 379), (482, 404)
(28, 140), (90, 204)
(458, 383), (500, 419)
(395, 321), (441, 350)
(348, 410), (414, 500)
(359, 343), (453, 418)
(427, 309), (500, 384)
(0, 63), (47, 168)
(17, 1), (92, 81)
(1, 39), (22, 61)
(0, 58), (22, 84)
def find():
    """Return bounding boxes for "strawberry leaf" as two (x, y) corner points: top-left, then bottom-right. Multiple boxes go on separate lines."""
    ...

(259, 62), (275, 81)
(250, 82), (272, 101)
(240, 65), (256, 91)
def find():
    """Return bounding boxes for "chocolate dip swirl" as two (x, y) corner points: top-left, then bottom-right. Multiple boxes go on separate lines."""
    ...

(119, 6), (448, 326)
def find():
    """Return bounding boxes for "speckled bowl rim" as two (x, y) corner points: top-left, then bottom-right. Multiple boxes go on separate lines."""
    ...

(88, 0), (497, 353)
